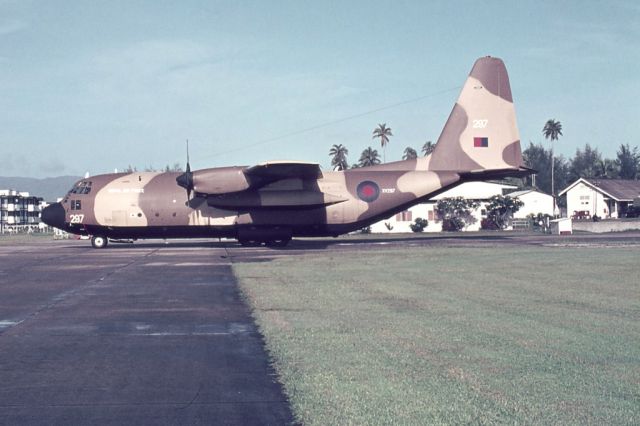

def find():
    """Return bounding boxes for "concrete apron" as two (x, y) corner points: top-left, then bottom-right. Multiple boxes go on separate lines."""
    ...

(0, 241), (293, 425)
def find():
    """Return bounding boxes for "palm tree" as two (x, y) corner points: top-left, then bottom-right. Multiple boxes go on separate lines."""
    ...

(358, 147), (381, 167)
(372, 123), (393, 162)
(402, 147), (417, 160)
(597, 158), (619, 179)
(421, 140), (436, 156)
(616, 143), (639, 179)
(328, 144), (349, 171)
(542, 119), (563, 215)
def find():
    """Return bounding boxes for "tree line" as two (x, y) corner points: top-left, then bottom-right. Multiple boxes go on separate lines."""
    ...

(122, 163), (184, 173)
(521, 142), (639, 196)
(331, 121), (640, 200)
(330, 123), (436, 170)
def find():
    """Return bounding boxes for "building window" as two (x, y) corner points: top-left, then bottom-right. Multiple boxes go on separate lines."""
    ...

(395, 210), (413, 222)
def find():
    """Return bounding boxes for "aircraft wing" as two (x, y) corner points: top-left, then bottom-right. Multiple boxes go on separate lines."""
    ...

(244, 161), (323, 180)
(193, 161), (340, 209)
(183, 161), (324, 196)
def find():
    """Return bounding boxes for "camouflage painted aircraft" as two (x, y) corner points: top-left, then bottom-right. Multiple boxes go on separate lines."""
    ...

(42, 56), (530, 248)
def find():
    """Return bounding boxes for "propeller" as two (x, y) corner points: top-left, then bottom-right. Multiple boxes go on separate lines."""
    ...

(176, 139), (194, 202)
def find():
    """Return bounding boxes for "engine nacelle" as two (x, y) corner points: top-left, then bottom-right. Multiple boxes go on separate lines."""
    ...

(192, 167), (250, 195)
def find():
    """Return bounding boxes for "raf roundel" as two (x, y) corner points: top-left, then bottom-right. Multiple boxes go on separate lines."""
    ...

(356, 181), (380, 202)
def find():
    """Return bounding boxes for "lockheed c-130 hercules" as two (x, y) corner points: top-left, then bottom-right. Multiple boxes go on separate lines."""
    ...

(42, 56), (531, 248)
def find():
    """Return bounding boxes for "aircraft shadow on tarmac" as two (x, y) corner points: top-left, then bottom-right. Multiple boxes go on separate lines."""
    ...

(86, 233), (519, 252)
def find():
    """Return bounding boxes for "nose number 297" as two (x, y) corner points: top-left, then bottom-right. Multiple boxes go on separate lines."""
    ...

(69, 214), (85, 224)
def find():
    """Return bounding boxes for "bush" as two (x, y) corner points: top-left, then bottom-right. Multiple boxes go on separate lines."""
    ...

(435, 197), (479, 231)
(409, 217), (428, 233)
(481, 218), (500, 230)
(486, 195), (524, 229)
(442, 217), (465, 232)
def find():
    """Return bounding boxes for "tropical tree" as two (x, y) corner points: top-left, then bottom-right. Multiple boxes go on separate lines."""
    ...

(542, 119), (563, 213)
(485, 195), (524, 229)
(523, 142), (549, 189)
(372, 123), (393, 162)
(435, 197), (479, 231)
(421, 140), (436, 156)
(402, 147), (418, 160)
(597, 158), (619, 179)
(616, 143), (639, 179)
(164, 162), (184, 172)
(358, 147), (381, 167)
(329, 144), (349, 171)
(570, 144), (603, 180)
(522, 142), (569, 195)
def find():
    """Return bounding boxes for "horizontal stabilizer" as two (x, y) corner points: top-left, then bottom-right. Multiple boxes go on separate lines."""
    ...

(460, 166), (534, 181)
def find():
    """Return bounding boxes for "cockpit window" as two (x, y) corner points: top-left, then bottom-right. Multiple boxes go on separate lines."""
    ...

(69, 181), (92, 195)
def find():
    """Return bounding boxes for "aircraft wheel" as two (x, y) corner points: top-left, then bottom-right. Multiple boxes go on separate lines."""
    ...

(239, 239), (261, 247)
(91, 235), (109, 249)
(265, 238), (291, 248)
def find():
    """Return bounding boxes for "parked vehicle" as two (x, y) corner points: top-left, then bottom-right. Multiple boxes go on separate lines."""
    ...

(625, 205), (640, 218)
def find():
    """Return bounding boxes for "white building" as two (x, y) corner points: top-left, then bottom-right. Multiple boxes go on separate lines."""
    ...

(370, 181), (518, 233)
(558, 178), (640, 219)
(507, 189), (555, 218)
(0, 189), (46, 233)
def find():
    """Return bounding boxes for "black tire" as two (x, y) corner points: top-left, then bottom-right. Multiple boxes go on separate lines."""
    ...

(239, 239), (262, 247)
(265, 238), (291, 248)
(91, 235), (108, 249)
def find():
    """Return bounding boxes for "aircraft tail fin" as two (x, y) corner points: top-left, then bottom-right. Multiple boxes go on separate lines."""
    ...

(428, 56), (524, 174)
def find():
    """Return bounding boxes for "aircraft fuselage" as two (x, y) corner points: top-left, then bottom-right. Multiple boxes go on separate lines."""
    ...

(43, 163), (461, 245)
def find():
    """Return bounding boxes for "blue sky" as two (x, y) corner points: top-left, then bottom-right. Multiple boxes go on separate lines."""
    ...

(1, 0), (639, 177)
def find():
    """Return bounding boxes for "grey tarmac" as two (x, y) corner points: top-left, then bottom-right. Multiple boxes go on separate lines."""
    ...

(0, 240), (294, 426)
(224, 230), (640, 261)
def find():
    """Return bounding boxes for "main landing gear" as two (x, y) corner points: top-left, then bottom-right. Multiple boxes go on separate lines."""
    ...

(91, 235), (108, 249)
(238, 238), (291, 248)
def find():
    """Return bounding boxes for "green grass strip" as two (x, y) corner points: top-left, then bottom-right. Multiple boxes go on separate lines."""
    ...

(235, 246), (639, 425)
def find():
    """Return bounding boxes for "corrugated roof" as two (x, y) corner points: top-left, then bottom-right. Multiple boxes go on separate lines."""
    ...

(506, 189), (553, 198)
(506, 189), (532, 197)
(586, 179), (640, 201)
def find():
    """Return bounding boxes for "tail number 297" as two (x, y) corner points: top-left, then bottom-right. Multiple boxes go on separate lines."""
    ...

(472, 119), (488, 128)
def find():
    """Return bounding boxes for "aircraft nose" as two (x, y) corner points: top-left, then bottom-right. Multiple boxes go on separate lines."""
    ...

(41, 202), (66, 229)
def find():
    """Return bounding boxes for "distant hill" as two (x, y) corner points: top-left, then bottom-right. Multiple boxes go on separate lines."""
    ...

(0, 176), (81, 202)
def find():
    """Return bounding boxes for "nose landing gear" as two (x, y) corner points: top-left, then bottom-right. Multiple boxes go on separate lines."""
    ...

(91, 235), (108, 249)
